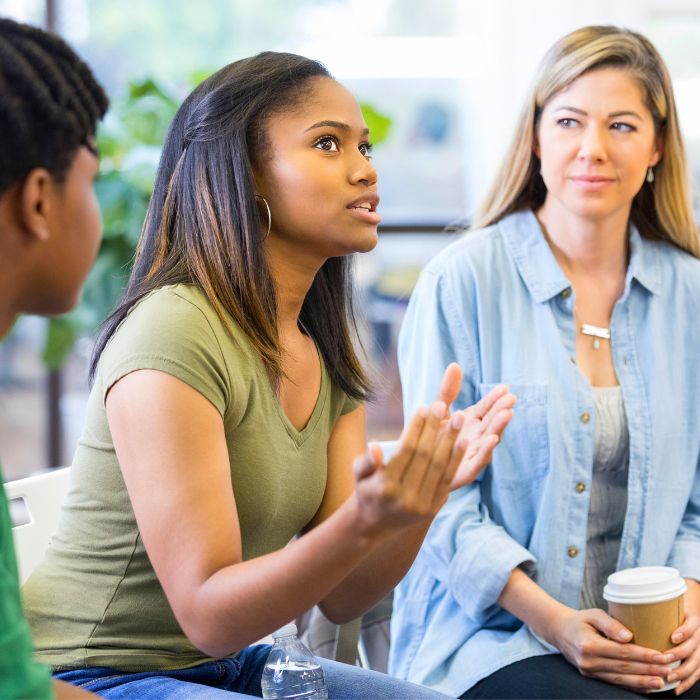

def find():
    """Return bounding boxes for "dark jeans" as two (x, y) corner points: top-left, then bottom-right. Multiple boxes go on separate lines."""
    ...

(461, 654), (700, 699)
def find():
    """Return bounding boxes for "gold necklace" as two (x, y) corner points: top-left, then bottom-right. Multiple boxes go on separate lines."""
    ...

(573, 306), (610, 350)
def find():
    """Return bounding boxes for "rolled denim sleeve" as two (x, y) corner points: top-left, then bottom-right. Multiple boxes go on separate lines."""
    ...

(398, 258), (535, 620)
(420, 486), (536, 621)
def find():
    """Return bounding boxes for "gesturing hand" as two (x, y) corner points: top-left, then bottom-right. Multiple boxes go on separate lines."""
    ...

(351, 397), (467, 538)
(349, 363), (515, 539)
(435, 363), (516, 490)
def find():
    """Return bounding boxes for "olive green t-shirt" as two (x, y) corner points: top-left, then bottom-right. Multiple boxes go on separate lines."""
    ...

(0, 472), (53, 698)
(23, 284), (358, 672)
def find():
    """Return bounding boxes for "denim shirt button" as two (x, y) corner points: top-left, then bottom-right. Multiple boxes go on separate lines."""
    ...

(575, 482), (586, 493)
(567, 546), (579, 558)
(580, 412), (590, 424)
(561, 287), (572, 299)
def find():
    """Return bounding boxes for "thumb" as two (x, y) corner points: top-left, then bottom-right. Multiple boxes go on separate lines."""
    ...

(353, 445), (382, 481)
(586, 609), (633, 642)
(368, 441), (385, 466)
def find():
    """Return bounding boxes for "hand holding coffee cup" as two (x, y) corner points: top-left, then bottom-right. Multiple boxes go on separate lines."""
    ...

(604, 567), (687, 693)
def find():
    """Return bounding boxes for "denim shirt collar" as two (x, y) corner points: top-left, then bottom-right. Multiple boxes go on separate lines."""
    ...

(500, 209), (662, 303)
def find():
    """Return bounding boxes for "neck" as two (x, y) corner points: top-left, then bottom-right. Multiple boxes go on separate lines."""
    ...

(0, 222), (22, 339)
(536, 198), (630, 280)
(265, 237), (322, 336)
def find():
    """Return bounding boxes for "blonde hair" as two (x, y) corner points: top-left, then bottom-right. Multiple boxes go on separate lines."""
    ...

(474, 25), (699, 258)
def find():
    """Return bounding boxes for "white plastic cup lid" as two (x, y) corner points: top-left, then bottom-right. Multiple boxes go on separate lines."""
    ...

(603, 566), (687, 605)
(271, 622), (298, 639)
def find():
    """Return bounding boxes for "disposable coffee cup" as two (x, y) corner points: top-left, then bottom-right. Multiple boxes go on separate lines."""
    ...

(603, 566), (686, 693)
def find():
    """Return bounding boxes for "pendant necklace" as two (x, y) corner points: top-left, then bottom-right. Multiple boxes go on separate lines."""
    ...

(573, 307), (610, 350)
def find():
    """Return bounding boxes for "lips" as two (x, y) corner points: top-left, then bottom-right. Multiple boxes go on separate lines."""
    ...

(570, 175), (615, 183)
(347, 192), (380, 212)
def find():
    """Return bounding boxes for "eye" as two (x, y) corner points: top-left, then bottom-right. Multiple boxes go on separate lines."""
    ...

(314, 135), (339, 152)
(610, 121), (636, 133)
(557, 117), (580, 129)
(359, 141), (374, 159)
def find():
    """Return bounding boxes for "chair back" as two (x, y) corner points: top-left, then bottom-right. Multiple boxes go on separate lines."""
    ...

(6, 467), (71, 584)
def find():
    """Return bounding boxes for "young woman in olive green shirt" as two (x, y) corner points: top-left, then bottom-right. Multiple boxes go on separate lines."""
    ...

(25, 51), (515, 698)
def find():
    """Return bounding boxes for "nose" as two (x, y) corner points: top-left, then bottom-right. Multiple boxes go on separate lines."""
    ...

(349, 151), (378, 187)
(577, 124), (607, 163)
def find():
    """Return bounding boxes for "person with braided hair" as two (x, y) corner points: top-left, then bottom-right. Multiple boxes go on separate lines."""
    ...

(0, 17), (107, 699)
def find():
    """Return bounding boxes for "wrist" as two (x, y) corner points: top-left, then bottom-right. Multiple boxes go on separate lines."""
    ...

(337, 492), (389, 547)
(537, 601), (573, 649)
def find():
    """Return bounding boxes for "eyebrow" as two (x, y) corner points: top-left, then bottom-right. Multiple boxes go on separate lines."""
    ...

(553, 106), (643, 120)
(304, 120), (370, 136)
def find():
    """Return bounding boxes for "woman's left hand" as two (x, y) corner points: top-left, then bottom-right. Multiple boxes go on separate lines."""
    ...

(666, 579), (700, 695)
(436, 364), (516, 490)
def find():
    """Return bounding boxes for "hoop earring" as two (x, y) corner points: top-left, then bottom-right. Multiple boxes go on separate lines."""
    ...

(255, 194), (272, 240)
(646, 167), (655, 184)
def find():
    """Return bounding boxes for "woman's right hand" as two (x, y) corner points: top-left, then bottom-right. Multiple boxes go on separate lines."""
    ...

(549, 607), (676, 692)
(350, 397), (467, 538)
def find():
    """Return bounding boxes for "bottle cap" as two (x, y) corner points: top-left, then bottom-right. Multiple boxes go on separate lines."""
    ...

(271, 622), (298, 639)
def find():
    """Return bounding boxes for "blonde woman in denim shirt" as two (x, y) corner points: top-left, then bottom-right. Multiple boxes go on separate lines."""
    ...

(391, 25), (700, 699)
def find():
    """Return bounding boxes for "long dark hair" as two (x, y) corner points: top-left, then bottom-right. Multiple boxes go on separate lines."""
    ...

(91, 52), (371, 400)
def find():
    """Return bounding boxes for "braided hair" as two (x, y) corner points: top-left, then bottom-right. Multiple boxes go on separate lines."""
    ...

(0, 18), (108, 194)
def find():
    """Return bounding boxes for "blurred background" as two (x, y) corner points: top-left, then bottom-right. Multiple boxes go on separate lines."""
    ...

(1, 0), (699, 480)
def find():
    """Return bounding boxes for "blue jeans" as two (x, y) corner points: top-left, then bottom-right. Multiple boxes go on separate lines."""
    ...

(55, 645), (453, 699)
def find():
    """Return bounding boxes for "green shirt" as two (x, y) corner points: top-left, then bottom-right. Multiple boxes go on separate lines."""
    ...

(0, 471), (53, 698)
(24, 284), (358, 672)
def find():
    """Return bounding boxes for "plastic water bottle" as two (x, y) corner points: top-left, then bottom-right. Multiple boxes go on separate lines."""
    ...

(261, 623), (328, 699)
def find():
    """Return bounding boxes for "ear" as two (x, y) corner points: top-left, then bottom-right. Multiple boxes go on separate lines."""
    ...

(19, 168), (54, 242)
(650, 130), (664, 168)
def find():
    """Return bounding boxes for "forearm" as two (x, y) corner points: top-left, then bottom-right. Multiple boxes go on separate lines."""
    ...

(185, 493), (399, 656)
(498, 566), (571, 646)
(318, 520), (430, 623)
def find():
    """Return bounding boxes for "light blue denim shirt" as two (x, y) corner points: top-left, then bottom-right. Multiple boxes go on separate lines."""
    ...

(389, 209), (700, 697)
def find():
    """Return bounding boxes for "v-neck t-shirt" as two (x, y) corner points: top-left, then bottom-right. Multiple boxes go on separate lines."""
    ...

(23, 284), (358, 672)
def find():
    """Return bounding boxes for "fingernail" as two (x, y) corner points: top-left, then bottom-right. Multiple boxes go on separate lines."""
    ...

(450, 412), (465, 430)
(672, 632), (683, 643)
(668, 673), (679, 682)
(619, 630), (632, 641)
(652, 679), (663, 690)
(417, 405), (429, 419)
(431, 401), (446, 418)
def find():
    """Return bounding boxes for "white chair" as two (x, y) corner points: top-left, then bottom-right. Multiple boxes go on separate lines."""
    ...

(6, 467), (71, 584)
(301, 440), (400, 670)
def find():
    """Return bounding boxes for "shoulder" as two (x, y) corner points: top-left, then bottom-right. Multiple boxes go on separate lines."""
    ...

(413, 214), (523, 305)
(422, 222), (505, 278)
(124, 284), (221, 331)
(99, 285), (253, 414)
(108, 284), (253, 356)
(643, 238), (700, 295)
